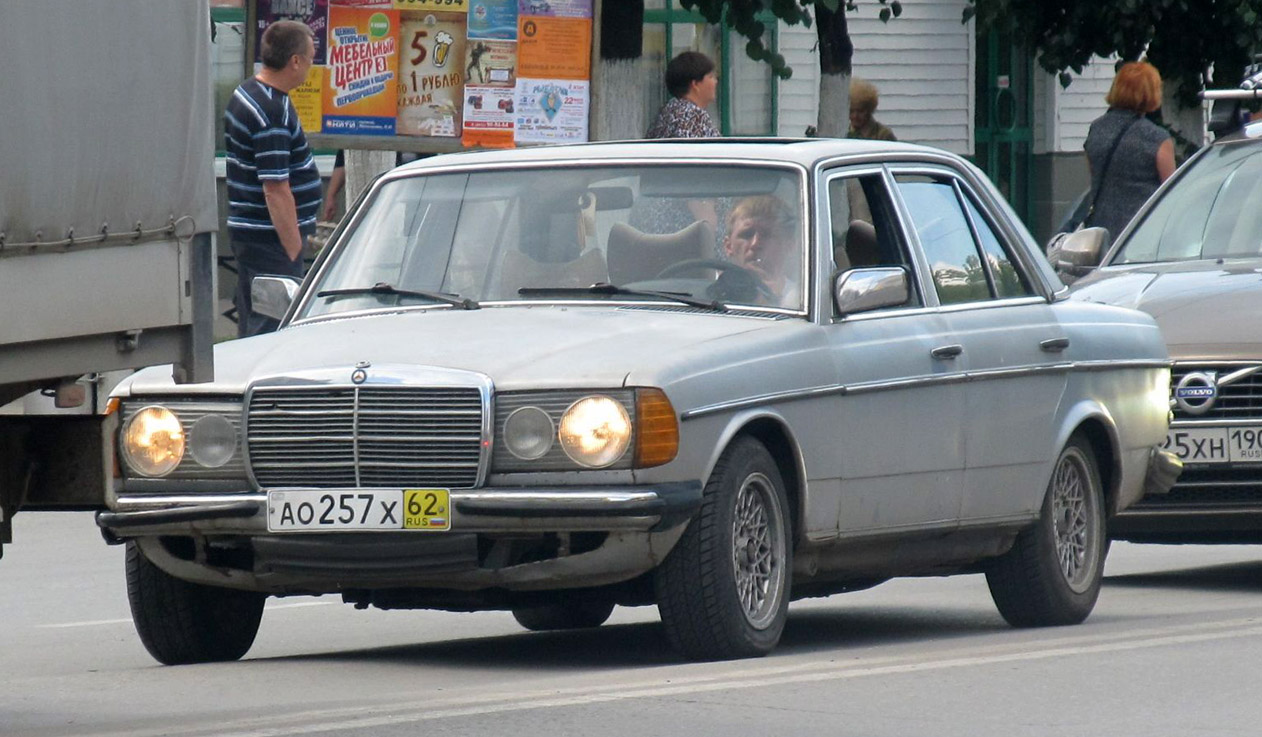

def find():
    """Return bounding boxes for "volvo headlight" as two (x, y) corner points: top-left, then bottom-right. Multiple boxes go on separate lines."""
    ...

(558, 395), (632, 468)
(121, 406), (185, 477)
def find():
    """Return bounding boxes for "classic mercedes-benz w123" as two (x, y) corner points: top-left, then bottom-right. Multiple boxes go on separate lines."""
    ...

(99, 139), (1178, 665)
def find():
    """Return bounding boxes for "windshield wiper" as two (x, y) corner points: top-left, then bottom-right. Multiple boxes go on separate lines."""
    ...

(316, 282), (479, 310)
(517, 283), (726, 312)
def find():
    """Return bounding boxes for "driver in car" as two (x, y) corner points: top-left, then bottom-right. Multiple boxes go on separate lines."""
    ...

(721, 195), (800, 307)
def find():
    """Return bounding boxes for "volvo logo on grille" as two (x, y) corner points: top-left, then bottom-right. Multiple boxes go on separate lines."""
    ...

(1175, 372), (1218, 415)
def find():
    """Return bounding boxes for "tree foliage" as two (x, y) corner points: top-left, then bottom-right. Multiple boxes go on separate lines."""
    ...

(680, 0), (903, 79)
(964, 0), (1262, 105)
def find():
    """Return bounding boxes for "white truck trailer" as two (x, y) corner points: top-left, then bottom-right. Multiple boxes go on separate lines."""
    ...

(0, 1), (218, 557)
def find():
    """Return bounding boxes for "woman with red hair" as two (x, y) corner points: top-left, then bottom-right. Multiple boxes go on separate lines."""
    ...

(1081, 61), (1176, 244)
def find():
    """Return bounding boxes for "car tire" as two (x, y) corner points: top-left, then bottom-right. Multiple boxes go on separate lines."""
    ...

(125, 540), (266, 665)
(511, 601), (616, 631)
(654, 435), (792, 661)
(986, 435), (1107, 627)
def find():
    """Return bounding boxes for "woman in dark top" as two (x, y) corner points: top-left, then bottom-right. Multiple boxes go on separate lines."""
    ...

(1083, 61), (1176, 244)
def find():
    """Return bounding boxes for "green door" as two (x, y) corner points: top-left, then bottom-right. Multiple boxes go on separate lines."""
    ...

(975, 31), (1033, 225)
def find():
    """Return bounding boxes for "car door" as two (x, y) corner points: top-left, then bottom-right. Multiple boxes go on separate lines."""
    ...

(819, 167), (967, 536)
(890, 169), (1070, 524)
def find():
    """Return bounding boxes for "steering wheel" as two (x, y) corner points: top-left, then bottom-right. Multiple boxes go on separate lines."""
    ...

(655, 258), (776, 303)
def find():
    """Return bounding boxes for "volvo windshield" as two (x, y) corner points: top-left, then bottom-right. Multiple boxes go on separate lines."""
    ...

(1112, 141), (1262, 265)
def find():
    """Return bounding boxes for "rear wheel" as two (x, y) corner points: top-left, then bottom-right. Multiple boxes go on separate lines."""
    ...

(986, 435), (1107, 627)
(511, 601), (616, 631)
(654, 436), (792, 660)
(126, 540), (266, 665)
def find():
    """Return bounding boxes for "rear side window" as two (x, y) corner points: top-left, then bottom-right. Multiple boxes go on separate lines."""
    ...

(895, 174), (1032, 305)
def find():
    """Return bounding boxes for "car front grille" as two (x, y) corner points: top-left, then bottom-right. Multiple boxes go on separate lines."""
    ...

(246, 386), (485, 489)
(1132, 466), (1262, 510)
(1170, 363), (1262, 421)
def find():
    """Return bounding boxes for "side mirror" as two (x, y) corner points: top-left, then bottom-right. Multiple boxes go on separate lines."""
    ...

(834, 267), (910, 317)
(251, 276), (301, 321)
(1049, 227), (1109, 277)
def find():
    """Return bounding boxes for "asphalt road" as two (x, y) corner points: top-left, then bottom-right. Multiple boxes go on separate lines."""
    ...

(2, 512), (1261, 737)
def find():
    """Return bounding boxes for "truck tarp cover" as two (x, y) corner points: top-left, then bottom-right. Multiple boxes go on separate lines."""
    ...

(0, 1), (218, 247)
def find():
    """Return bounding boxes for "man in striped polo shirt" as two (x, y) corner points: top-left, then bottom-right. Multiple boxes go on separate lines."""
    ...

(224, 20), (322, 338)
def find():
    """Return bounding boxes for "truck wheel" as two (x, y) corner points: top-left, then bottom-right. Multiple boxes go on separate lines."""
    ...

(654, 436), (792, 661)
(125, 540), (266, 665)
(511, 601), (615, 631)
(986, 435), (1107, 627)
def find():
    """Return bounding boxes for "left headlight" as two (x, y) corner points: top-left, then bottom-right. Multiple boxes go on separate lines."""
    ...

(558, 396), (632, 468)
(492, 389), (678, 473)
(121, 406), (185, 477)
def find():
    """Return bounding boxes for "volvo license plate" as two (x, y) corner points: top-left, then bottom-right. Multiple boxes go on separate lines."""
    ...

(1164, 426), (1262, 465)
(267, 489), (451, 531)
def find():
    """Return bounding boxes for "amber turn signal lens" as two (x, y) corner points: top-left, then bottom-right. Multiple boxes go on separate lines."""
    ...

(634, 388), (678, 468)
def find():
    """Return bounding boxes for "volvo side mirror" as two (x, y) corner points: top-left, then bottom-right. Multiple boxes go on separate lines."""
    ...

(1049, 227), (1110, 279)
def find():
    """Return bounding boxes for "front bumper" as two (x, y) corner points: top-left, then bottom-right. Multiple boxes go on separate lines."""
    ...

(1110, 452), (1262, 542)
(97, 482), (703, 540)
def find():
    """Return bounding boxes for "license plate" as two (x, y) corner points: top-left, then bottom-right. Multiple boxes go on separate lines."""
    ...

(267, 489), (451, 532)
(1163, 426), (1262, 464)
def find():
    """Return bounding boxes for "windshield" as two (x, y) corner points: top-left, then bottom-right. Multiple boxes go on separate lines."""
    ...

(297, 163), (806, 319)
(1112, 142), (1262, 264)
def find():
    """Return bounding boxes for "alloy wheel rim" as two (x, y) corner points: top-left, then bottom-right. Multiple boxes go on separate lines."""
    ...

(1051, 447), (1100, 593)
(731, 472), (786, 629)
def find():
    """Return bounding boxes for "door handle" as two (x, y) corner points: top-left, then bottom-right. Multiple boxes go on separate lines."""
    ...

(1040, 337), (1070, 353)
(931, 344), (963, 360)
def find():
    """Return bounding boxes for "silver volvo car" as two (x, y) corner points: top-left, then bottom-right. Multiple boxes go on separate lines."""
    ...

(100, 139), (1176, 665)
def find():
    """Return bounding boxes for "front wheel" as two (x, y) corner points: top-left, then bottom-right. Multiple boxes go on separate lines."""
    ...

(986, 435), (1107, 627)
(654, 436), (792, 660)
(126, 541), (266, 665)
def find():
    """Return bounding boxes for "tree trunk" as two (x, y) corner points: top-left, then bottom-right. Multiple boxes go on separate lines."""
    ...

(591, 0), (645, 141)
(815, 5), (854, 138)
(345, 150), (395, 207)
(1160, 80), (1207, 160)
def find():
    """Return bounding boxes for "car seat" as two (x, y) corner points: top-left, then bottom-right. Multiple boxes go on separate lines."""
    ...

(606, 220), (716, 284)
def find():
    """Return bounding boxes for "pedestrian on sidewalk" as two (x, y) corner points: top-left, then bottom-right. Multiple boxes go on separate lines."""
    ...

(224, 20), (321, 338)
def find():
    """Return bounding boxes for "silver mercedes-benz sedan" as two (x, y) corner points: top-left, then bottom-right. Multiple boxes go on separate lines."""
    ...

(100, 139), (1176, 665)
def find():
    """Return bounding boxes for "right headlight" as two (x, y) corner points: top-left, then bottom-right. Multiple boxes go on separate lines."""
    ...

(117, 400), (244, 481)
(121, 406), (185, 477)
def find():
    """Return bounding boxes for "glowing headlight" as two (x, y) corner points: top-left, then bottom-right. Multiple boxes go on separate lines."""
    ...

(189, 414), (237, 468)
(122, 406), (185, 477)
(504, 406), (555, 460)
(558, 395), (631, 468)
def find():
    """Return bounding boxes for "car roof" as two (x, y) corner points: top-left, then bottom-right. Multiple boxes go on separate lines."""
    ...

(395, 137), (955, 171)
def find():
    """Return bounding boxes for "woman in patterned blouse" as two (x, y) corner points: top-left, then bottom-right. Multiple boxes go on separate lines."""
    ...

(632, 52), (723, 241)
(647, 51), (719, 139)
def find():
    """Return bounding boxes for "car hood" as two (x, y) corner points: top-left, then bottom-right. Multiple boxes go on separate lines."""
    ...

(1070, 261), (1262, 359)
(118, 306), (796, 395)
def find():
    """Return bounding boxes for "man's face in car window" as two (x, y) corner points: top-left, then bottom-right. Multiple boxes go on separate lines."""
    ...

(724, 197), (793, 288)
